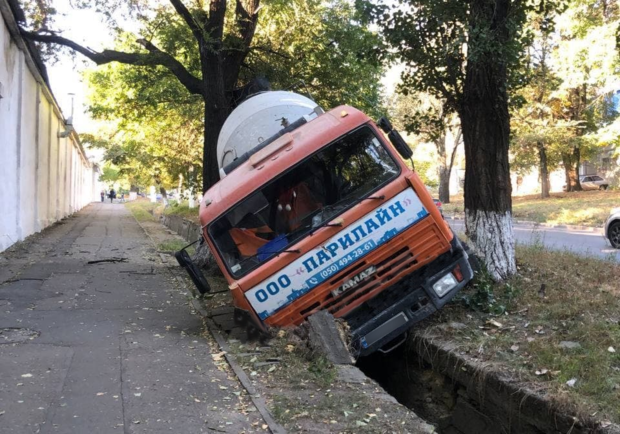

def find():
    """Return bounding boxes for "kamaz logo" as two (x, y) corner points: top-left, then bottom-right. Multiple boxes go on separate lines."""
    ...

(333, 265), (377, 297)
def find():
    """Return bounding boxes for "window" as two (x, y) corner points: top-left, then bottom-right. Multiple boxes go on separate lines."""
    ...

(209, 126), (400, 278)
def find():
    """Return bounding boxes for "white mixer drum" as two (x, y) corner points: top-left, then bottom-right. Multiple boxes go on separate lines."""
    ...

(217, 91), (321, 175)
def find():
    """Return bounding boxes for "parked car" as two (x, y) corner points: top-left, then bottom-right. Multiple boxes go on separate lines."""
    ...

(605, 207), (620, 249)
(563, 175), (609, 191)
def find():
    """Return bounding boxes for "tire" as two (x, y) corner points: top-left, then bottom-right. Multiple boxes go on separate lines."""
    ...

(609, 221), (620, 249)
(600, 184), (609, 190)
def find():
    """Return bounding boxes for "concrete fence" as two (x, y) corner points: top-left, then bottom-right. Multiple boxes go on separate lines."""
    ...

(0, 0), (100, 252)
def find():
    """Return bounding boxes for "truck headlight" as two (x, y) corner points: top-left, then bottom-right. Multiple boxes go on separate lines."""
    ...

(432, 273), (458, 297)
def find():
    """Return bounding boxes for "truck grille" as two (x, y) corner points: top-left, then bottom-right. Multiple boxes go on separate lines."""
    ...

(264, 217), (450, 327)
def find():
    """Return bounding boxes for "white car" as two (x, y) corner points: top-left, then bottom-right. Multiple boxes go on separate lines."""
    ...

(605, 208), (620, 249)
(580, 175), (609, 190)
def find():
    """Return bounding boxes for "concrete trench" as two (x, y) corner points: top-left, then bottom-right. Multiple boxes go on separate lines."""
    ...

(356, 335), (615, 434)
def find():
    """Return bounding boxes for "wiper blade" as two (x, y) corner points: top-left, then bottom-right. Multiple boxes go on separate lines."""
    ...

(312, 194), (385, 232)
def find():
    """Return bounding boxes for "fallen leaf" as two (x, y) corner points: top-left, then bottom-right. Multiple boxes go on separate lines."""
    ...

(267, 366), (276, 373)
(566, 378), (577, 387)
(510, 345), (519, 352)
(356, 421), (368, 427)
(219, 386), (228, 390)
(608, 346), (616, 353)
(96, 392), (106, 396)
(21, 374), (33, 378)
(486, 320), (503, 328)
(134, 393), (141, 397)
(211, 351), (226, 361)
(535, 369), (548, 376)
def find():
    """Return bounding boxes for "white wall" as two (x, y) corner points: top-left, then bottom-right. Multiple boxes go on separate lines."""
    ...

(0, 2), (98, 252)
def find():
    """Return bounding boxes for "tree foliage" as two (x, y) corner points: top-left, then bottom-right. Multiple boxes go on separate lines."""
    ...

(74, 0), (384, 193)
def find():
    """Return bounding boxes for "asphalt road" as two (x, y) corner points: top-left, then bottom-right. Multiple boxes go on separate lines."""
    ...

(448, 219), (620, 262)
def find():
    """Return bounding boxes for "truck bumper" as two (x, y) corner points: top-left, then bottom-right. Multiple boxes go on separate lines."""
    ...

(346, 236), (473, 357)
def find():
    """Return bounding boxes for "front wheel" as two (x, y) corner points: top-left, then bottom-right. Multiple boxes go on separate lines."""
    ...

(609, 222), (620, 249)
(600, 184), (609, 191)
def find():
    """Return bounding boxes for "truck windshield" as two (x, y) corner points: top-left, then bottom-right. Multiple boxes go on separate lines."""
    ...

(209, 126), (400, 277)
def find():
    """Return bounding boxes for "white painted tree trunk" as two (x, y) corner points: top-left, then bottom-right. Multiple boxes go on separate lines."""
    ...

(465, 209), (516, 281)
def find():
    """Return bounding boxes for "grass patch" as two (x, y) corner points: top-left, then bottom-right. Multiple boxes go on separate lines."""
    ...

(157, 239), (194, 254)
(433, 244), (620, 422)
(443, 189), (620, 226)
(124, 199), (161, 222)
(164, 201), (200, 223)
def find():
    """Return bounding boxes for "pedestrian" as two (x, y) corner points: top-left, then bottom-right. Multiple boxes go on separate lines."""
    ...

(100, 190), (105, 203)
(109, 188), (116, 203)
(121, 192), (125, 203)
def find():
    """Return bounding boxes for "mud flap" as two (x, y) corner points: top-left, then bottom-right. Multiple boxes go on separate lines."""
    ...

(175, 248), (211, 295)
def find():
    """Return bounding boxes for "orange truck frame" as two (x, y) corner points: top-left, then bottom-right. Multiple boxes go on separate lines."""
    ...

(186, 92), (473, 357)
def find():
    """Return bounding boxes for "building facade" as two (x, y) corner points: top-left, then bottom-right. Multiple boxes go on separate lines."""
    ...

(0, 0), (99, 252)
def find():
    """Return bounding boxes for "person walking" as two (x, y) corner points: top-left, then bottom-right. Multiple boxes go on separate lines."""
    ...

(100, 190), (105, 203)
(109, 188), (116, 203)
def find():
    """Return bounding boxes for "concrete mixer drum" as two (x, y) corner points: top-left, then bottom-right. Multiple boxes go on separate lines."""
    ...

(216, 91), (323, 175)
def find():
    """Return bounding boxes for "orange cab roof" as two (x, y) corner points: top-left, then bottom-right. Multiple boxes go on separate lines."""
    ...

(199, 105), (373, 226)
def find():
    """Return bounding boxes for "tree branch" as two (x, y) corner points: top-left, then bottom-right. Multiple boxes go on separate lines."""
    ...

(235, 0), (259, 47)
(250, 45), (290, 60)
(168, 0), (205, 43)
(207, 0), (227, 40)
(21, 30), (204, 96)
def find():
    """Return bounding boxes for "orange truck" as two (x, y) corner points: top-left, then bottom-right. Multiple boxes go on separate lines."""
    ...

(184, 91), (473, 357)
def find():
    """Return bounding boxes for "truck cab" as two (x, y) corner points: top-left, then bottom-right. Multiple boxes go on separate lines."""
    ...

(198, 92), (473, 357)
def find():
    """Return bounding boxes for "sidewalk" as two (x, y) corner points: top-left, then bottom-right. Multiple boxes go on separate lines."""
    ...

(0, 203), (266, 433)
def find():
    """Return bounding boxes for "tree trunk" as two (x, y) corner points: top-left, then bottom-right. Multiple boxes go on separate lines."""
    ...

(561, 149), (582, 192)
(438, 166), (451, 204)
(461, 0), (516, 281)
(435, 134), (450, 204)
(201, 45), (232, 192)
(537, 142), (550, 198)
(572, 146), (582, 190)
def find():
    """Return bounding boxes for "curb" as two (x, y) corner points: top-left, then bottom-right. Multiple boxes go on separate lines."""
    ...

(444, 215), (602, 233)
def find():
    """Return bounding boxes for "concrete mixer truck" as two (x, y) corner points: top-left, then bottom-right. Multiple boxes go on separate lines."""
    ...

(180, 91), (473, 357)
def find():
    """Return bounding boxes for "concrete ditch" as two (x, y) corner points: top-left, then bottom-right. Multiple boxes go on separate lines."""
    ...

(357, 331), (620, 434)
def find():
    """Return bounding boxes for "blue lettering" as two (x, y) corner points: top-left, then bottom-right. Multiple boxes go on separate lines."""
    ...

(256, 289), (268, 302)
(278, 275), (291, 288)
(338, 233), (354, 250)
(303, 257), (318, 273)
(375, 208), (392, 225)
(389, 201), (406, 217)
(316, 250), (331, 266)
(267, 282), (279, 295)
(364, 218), (380, 234)
(325, 243), (339, 258)
(351, 225), (367, 242)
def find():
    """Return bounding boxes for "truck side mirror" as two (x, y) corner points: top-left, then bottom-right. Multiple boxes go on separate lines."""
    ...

(377, 117), (413, 160)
